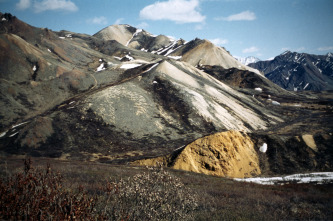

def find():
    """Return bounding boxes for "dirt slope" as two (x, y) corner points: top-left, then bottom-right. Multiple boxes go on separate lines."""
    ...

(134, 130), (261, 178)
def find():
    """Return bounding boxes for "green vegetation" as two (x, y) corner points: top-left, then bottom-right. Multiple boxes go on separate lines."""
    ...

(0, 157), (332, 220)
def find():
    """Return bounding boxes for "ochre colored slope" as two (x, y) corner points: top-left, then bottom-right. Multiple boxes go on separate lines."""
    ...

(134, 130), (261, 178)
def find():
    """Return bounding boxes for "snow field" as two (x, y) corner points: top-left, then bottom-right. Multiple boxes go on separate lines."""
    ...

(234, 172), (333, 185)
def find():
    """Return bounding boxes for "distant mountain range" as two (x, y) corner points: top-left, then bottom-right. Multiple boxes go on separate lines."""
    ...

(248, 51), (333, 91)
(235, 56), (261, 66)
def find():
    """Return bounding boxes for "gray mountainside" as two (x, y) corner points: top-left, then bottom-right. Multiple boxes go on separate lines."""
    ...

(0, 13), (332, 176)
(249, 51), (333, 91)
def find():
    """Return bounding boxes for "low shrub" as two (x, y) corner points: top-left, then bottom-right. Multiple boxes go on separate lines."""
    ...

(0, 158), (97, 220)
(0, 159), (198, 220)
(100, 167), (198, 220)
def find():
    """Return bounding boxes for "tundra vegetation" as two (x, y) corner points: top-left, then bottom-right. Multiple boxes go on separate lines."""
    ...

(0, 157), (332, 220)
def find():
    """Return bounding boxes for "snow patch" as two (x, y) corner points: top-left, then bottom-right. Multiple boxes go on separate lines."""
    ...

(167, 55), (182, 60)
(272, 101), (280, 106)
(234, 172), (333, 185)
(165, 45), (183, 56)
(9, 132), (19, 137)
(157, 41), (179, 55)
(0, 131), (7, 138)
(143, 63), (159, 73)
(303, 83), (309, 90)
(47, 49), (52, 53)
(125, 54), (134, 61)
(96, 63), (105, 72)
(120, 63), (142, 69)
(259, 143), (267, 153)
(2, 18), (7, 21)
(59, 37), (65, 39)
(32, 65), (37, 72)
(126, 29), (143, 46)
(254, 88), (262, 92)
(12, 121), (28, 129)
(114, 56), (122, 60)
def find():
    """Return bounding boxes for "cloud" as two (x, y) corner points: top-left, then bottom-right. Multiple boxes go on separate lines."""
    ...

(140, 0), (206, 23)
(16, 0), (31, 10)
(318, 46), (333, 51)
(295, 47), (305, 52)
(137, 22), (149, 29)
(114, 18), (124, 25)
(195, 23), (205, 30)
(281, 46), (306, 52)
(209, 38), (228, 46)
(243, 46), (259, 53)
(34, 0), (78, 13)
(216, 10), (256, 21)
(87, 16), (108, 25)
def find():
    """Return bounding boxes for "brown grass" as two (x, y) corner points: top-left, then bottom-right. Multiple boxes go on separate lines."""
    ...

(0, 156), (332, 220)
(0, 157), (198, 220)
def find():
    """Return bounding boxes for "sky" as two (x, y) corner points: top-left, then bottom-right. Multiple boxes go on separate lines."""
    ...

(1, 0), (333, 60)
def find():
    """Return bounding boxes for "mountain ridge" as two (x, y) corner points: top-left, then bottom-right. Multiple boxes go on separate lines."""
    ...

(95, 24), (262, 75)
(249, 51), (333, 91)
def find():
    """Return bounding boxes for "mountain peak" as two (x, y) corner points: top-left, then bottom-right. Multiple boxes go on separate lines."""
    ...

(235, 56), (261, 66)
(281, 50), (292, 56)
(249, 51), (333, 91)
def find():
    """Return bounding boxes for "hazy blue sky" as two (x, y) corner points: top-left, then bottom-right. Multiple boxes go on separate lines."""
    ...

(1, 0), (333, 60)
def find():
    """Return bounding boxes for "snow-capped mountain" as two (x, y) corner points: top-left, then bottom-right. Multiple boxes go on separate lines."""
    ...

(235, 56), (261, 66)
(249, 51), (333, 91)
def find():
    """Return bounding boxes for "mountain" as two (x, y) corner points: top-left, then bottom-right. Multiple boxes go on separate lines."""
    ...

(0, 13), (332, 178)
(235, 56), (261, 66)
(249, 51), (333, 91)
(95, 24), (261, 75)
(197, 65), (286, 94)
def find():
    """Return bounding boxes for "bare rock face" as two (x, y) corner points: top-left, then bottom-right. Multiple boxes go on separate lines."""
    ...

(134, 130), (261, 178)
(168, 39), (261, 75)
(93, 24), (136, 46)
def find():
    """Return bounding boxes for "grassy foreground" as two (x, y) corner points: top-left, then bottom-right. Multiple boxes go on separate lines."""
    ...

(0, 156), (332, 220)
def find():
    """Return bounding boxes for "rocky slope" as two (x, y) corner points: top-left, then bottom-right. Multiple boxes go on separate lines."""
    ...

(197, 65), (286, 95)
(134, 129), (333, 177)
(95, 24), (261, 75)
(249, 51), (333, 91)
(0, 13), (332, 178)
